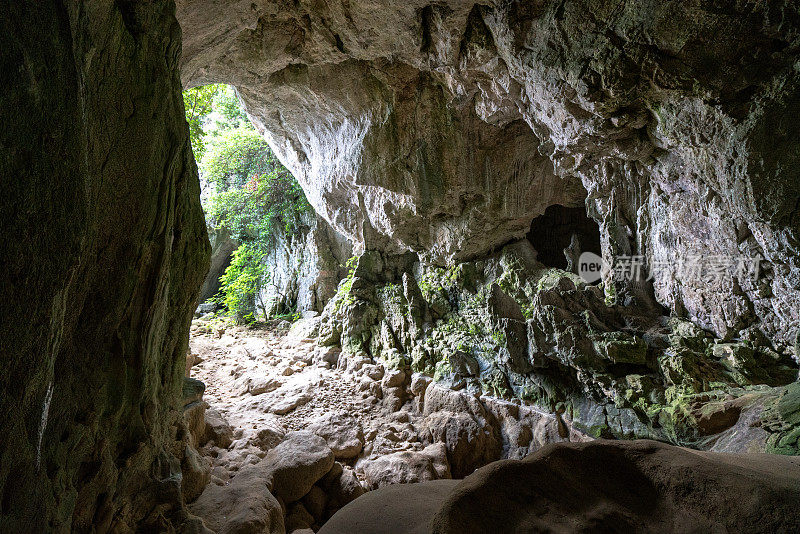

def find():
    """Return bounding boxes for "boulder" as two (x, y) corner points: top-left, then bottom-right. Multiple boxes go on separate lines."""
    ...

(308, 412), (365, 459)
(247, 376), (283, 396)
(381, 369), (407, 388)
(259, 384), (313, 415)
(321, 464), (366, 517)
(316, 346), (342, 367)
(263, 431), (336, 503)
(190, 461), (284, 534)
(204, 407), (234, 449)
(184, 401), (208, 449)
(183, 377), (206, 406)
(430, 440), (800, 533)
(285, 502), (315, 532)
(181, 444), (211, 503)
(410, 374), (433, 412)
(319, 480), (460, 534)
(301, 485), (328, 522)
(423, 411), (501, 478)
(356, 443), (451, 490)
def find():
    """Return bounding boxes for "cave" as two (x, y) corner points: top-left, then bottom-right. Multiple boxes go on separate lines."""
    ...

(527, 204), (602, 272)
(3, 1), (800, 533)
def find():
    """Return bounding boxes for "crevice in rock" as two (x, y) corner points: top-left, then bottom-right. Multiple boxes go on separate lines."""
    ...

(526, 204), (602, 273)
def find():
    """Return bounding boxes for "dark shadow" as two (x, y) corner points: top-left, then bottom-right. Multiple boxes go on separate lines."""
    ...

(527, 204), (601, 272)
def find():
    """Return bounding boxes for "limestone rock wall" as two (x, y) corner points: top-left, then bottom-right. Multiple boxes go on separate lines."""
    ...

(0, 2), (209, 531)
(316, 243), (799, 452)
(259, 213), (354, 316)
(199, 225), (238, 304)
(178, 0), (800, 345)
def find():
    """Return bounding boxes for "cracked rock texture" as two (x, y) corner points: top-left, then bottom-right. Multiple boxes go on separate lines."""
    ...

(178, 0), (800, 344)
(258, 213), (353, 316)
(1, 2), (209, 531)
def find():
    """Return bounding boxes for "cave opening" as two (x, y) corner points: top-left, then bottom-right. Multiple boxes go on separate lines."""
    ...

(185, 83), (314, 321)
(7, 2), (800, 531)
(526, 204), (602, 273)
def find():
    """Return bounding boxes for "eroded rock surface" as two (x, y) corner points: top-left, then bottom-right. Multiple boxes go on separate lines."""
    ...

(1, 2), (209, 531)
(316, 242), (800, 452)
(178, 0), (800, 344)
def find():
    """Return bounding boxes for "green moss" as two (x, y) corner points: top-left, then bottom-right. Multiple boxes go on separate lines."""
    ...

(433, 355), (454, 381)
(411, 346), (436, 375)
(763, 382), (800, 455)
(482, 369), (512, 398)
(594, 332), (648, 364)
(332, 256), (359, 312)
(602, 281), (617, 306)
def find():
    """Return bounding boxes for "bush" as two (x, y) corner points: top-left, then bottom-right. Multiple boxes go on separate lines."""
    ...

(201, 128), (284, 193)
(184, 84), (312, 323)
(216, 244), (268, 324)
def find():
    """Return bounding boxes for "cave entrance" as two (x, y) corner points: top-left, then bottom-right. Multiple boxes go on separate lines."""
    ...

(527, 204), (602, 274)
(184, 83), (312, 322)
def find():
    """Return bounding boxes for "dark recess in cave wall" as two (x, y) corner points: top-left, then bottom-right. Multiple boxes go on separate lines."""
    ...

(527, 204), (602, 272)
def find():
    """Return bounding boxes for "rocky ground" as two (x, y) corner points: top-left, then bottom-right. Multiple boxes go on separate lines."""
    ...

(182, 315), (576, 533)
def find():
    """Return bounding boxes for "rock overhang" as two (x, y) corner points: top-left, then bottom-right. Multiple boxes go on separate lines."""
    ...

(176, 0), (800, 342)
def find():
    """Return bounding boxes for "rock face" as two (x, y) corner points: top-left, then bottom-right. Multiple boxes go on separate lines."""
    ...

(323, 440), (800, 533)
(316, 241), (799, 451)
(198, 225), (238, 304)
(258, 213), (353, 316)
(1, 2), (209, 532)
(178, 0), (800, 345)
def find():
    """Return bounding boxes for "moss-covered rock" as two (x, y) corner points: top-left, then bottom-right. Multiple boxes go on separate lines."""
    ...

(763, 382), (800, 455)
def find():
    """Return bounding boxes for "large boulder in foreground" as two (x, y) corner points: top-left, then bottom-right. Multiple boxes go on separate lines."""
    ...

(432, 439), (800, 533)
(190, 461), (284, 534)
(264, 431), (336, 503)
(322, 440), (800, 533)
(319, 480), (460, 534)
(190, 431), (334, 532)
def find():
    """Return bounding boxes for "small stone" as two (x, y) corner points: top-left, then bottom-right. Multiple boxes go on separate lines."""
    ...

(382, 369), (407, 388)
(204, 407), (233, 449)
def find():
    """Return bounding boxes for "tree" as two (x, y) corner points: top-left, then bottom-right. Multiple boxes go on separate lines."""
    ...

(184, 84), (312, 324)
(183, 84), (222, 160)
(201, 128), (283, 192)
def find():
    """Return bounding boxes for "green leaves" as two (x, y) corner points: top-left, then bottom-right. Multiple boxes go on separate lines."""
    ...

(205, 164), (311, 249)
(186, 83), (312, 322)
(216, 243), (267, 324)
(201, 128), (280, 192)
(183, 84), (223, 161)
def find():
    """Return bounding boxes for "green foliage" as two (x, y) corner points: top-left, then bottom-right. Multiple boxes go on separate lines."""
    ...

(216, 244), (268, 324)
(333, 256), (359, 312)
(201, 128), (283, 193)
(210, 85), (250, 131)
(205, 154), (310, 246)
(185, 83), (312, 323)
(183, 84), (223, 161)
